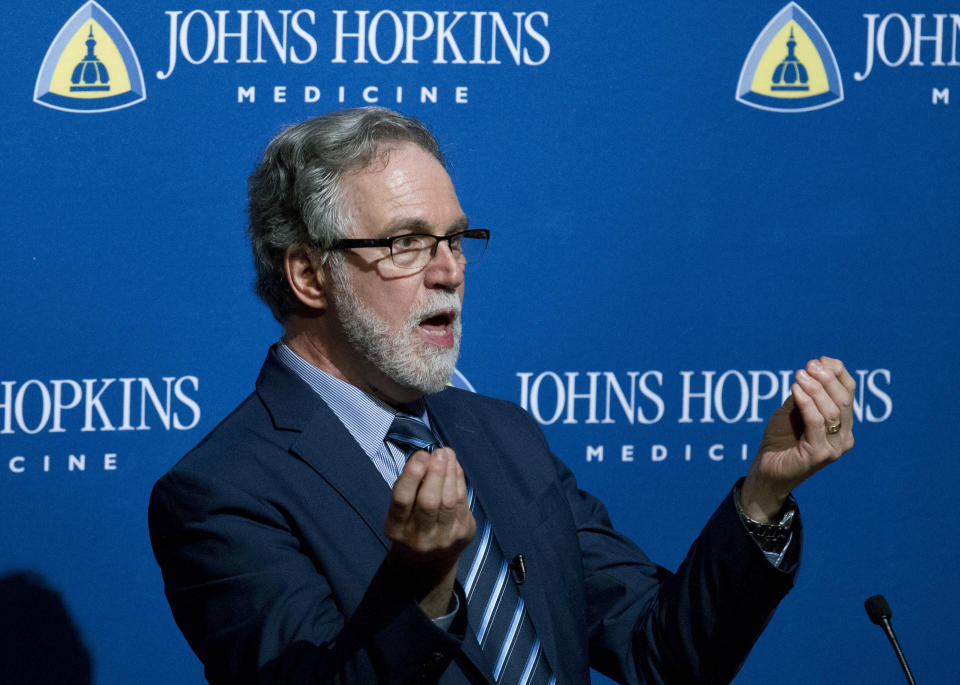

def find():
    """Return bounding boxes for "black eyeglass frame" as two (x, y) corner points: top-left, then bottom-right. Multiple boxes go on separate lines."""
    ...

(327, 228), (490, 269)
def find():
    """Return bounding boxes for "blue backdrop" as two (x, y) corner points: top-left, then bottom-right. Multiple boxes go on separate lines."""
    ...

(2, 1), (958, 682)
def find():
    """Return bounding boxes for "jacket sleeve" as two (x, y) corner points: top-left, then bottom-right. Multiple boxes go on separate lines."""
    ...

(552, 454), (801, 685)
(149, 467), (469, 685)
(493, 399), (800, 685)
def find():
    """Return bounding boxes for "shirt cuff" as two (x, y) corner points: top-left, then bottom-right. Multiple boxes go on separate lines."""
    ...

(430, 590), (460, 632)
(762, 532), (793, 568)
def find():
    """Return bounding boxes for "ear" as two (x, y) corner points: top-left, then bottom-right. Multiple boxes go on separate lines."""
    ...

(284, 244), (327, 311)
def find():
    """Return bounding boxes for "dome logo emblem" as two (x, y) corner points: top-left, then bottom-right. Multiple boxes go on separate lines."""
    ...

(34, 1), (146, 113)
(736, 3), (843, 112)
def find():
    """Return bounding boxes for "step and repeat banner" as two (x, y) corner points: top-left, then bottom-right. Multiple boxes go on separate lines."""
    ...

(2, 1), (958, 683)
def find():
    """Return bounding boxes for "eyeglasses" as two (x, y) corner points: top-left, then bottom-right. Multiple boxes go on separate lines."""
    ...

(328, 229), (489, 270)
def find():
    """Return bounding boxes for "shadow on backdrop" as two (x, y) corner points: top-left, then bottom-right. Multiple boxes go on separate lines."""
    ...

(0, 571), (92, 684)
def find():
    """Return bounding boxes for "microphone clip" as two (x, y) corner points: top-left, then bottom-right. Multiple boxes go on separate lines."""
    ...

(509, 554), (527, 584)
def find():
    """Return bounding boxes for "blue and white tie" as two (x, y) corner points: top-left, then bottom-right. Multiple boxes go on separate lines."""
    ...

(386, 412), (555, 684)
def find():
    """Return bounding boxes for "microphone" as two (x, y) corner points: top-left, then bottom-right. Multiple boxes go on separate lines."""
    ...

(509, 554), (526, 584)
(864, 594), (917, 685)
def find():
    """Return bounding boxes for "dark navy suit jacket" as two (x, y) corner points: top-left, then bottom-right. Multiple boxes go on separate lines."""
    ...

(149, 348), (800, 684)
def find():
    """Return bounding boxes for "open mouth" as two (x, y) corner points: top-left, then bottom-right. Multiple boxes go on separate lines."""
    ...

(417, 309), (457, 346)
(419, 309), (455, 330)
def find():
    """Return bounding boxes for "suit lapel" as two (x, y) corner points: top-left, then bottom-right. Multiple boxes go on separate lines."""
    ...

(256, 347), (392, 548)
(257, 352), (562, 681)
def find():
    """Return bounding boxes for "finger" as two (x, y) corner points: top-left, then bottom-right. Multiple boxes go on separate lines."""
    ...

(791, 382), (828, 450)
(455, 461), (468, 506)
(444, 454), (469, 511)
(456, 462), (476, 541)
(796, 366), (841, 434)
(806, 358), (854, 431)
(435, 452), (460, 531)
(440, 450), (459, 510)
(386, 451), (430, 525)
(818, 357), (856, 450)
(820, 356), (857, 394)
(412, 449), (448, 530)
(818, 357), (856, 423)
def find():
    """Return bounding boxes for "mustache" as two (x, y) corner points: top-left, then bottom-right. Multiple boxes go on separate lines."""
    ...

(408, 291), (462, 322)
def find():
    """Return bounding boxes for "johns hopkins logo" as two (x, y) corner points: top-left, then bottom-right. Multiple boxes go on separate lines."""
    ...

(34, 1), (146, 113)
(736, 3), (843, 112)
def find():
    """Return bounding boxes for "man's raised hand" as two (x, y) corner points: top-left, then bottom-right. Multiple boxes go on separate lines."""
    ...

(742, 356), (856, 522)
(384, 448), (476, 617)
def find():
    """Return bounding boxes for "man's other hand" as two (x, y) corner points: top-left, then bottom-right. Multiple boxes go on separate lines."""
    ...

(742, 356), (856, 522)
(384, 448), (476, 618)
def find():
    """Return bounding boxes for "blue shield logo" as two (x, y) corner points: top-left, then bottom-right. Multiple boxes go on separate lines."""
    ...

(34, 1), (146, 113)
(736, 3), (843, 112)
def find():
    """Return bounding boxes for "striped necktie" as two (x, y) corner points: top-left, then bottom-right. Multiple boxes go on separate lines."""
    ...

(385, 412), (555, 684)
(387, 412), (441, 456)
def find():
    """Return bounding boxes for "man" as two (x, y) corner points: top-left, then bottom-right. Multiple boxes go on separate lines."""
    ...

(149, 107), (856, 684)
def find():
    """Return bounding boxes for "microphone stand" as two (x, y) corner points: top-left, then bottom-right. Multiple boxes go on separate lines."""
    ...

(865, 594), (917, 685)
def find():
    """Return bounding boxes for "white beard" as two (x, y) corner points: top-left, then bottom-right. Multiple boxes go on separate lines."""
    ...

(329, 266), (462, 394)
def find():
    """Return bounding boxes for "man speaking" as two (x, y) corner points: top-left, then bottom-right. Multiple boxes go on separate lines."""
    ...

(149, 107), (856, 684)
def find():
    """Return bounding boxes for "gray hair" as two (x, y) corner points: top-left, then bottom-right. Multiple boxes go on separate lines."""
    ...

(247, 106), (445, 322)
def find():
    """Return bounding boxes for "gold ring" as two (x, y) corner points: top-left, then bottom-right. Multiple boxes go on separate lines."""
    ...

(825, 421), (841, 435)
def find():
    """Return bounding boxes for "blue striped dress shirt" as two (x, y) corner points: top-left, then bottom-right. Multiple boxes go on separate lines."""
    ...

(276, 341), (428, 488)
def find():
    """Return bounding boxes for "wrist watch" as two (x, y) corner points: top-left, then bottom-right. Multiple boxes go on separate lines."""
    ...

(734, 480), (797, 554)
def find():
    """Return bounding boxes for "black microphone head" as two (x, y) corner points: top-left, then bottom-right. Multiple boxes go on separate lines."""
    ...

(865, 594), (892, 625)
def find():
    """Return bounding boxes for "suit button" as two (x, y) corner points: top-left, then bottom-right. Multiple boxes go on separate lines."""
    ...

(415, 652), (448, 683)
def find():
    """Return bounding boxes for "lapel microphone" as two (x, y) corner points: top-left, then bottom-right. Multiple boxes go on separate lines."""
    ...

(509, 554), (527, 584)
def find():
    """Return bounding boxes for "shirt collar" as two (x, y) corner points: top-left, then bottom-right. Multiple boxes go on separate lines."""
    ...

(275, 342), (429, 459)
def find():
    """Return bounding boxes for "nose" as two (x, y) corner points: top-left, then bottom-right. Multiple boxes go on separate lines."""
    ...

(423, 240), (464, 290)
